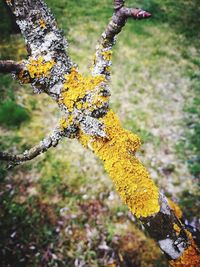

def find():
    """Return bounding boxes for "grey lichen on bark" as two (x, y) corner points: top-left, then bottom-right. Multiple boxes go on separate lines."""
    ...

(7, 0), (73, 96)
(0, 126), (65, 167)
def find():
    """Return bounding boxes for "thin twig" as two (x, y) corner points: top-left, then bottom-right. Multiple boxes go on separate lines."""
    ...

(0, 60), (24, 74)
(91, 4), (151, 79)
(0, 126), (64, 167)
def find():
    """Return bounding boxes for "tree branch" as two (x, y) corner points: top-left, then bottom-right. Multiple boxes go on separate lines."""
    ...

(0, 126), (64, 165)
(91, 4), (151, 80)
(4, 0), (200, 265)
(0, 60), (24, 74)
(6, 0), (73, 96)
(114, 0), (125, 11)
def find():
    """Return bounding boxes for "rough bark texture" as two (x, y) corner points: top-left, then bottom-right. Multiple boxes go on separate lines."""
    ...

(1, 0), (200, 265)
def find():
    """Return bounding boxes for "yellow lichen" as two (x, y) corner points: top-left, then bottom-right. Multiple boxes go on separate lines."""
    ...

(173, 223), (181, 234)
(105, 66), (111, 72)
(170, 230), (200, 267)
(61, 68), (105, 112)
(168, 198), (183, 219)
(79, 109), (160, 218)
(91, 94), (109, 108)
(60, 115), (74, 130)
(102, 50), (112, 61)
(26, 57), (55, 79)
(39, 19), (46, 29)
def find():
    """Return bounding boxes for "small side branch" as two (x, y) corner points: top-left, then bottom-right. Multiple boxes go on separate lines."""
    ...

(0, 127), (64, 166)
(91, 4), (151, 79)
(0, 60), (24, 74)
(114, 0), (125, 11)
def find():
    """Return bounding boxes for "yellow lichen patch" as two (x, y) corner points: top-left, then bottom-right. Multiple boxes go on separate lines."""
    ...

(59, 115), (74, 130)
(18, 69), (30, 84)
(79, 109), (160, 218)
(39, 19), (46, 29)
(170, 230), (200, 267)
(173, 223), (181, 234)
(105, 66), (111, 72)
(102, 50), (112, 61)
(107, 263), (116, 267)
(91, 94), (109, 108)
(26, 57), (55, 79)
(76, 101), (92, 111)
(61, 68), (105, 112)
(168, 199), (183, 219)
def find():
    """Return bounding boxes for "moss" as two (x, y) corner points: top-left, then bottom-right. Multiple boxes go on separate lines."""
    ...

(79, 109), (160, 218)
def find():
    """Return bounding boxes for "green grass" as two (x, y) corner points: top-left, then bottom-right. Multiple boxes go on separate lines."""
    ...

(0, 99), (30, 128)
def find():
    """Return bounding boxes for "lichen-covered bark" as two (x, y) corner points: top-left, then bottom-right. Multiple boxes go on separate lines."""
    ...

(1, 0), (200, 265)
(0, 59), (26, 75)
(0, 126), (64, 167)
(6, 0), (72, 97)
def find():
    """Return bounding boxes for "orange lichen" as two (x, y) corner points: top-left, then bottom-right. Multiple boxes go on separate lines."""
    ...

(168, 199), (183, 219)
(26, 57), (55, 79)
(167, 199), (199, 267)
(79, 109), (160, 218)
(170, 230), (200, 267)
(61, 68), (105, 111)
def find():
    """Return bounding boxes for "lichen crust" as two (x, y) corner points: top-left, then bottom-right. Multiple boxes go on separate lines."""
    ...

(79, 109), (160, 218)
(61, 67), (107, 113)
(169, 229), (200, 267)
(26, 56), (55, 79)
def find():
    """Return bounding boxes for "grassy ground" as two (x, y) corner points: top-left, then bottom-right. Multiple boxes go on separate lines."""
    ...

(0, 0), (199, 266)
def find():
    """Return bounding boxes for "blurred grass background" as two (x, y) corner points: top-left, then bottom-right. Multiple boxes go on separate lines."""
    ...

(0, 0), (200, 266)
